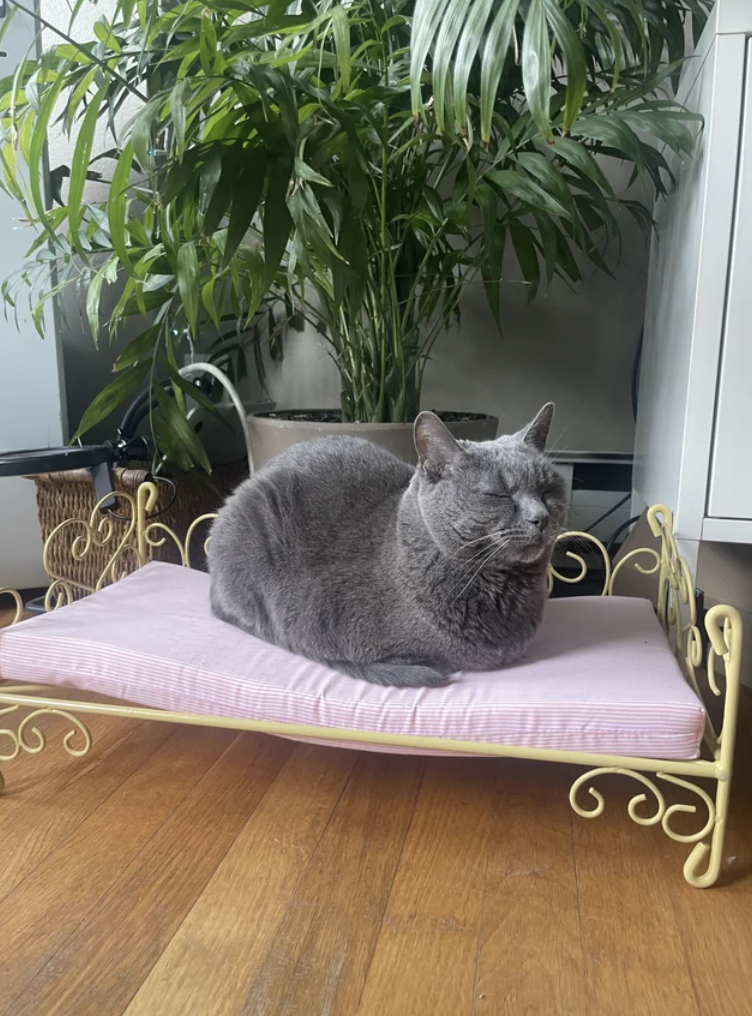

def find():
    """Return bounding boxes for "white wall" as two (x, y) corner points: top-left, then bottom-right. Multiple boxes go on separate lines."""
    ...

(0, 1), (66, 588)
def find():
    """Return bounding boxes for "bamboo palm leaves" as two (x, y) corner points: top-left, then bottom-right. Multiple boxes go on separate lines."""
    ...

(412, 0), (710, 144)
(0, 0), (709, 450)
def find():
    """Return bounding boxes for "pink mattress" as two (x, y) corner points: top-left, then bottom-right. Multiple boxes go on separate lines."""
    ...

(0, 563), (706, 760)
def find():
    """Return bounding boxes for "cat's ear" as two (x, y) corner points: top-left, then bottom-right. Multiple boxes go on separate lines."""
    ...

(517, 402), (555, 452)
(414, 412), (464, 478)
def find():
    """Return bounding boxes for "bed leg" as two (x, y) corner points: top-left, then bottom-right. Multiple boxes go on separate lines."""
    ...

(569, 767), (728, 889)
(679, 775), (731, 889)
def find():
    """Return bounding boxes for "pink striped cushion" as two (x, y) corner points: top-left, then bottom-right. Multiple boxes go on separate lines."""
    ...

(0, 562), (705, 760)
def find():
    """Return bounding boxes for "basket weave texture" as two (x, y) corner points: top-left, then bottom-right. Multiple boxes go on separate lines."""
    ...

(33, 462), (247, 593)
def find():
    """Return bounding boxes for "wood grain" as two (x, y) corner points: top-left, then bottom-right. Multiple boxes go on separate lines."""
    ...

(0, 725), (235, 1014)
(572, 774), (701, 1016)
(473, 788), (586, 1016)
(239, 753), (424, 1016)
(121, 744), (356, 1016)
(355, 758), (498, 1016)
(5, 732), (294, 1016)
(0, 717), (167, 902)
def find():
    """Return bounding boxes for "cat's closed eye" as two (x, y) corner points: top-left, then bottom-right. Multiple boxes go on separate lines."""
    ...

(484, 491), (511, 500)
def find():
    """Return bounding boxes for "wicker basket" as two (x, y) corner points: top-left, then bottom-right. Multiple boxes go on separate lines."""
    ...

(33, 461), (248, 593)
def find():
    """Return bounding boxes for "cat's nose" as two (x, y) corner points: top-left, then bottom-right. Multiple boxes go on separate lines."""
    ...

(527, 510), (549, 532)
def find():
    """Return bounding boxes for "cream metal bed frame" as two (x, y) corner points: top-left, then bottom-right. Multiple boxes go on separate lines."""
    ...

(0, 481), (744, 888)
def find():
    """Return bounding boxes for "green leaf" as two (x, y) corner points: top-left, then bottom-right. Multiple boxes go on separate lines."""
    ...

(479, 0), (521, 146)
(547, 136), (615, 197)
(177, 241), (200, 337)
(329, 5), (351, 92)
(543, 0), (586, 133)
(86, 256), (118, 345)
(170, 78), (190, 160)
(263, 157), (293, 286)
(431, 0), (474, 134)
(107, 142), (134, 271)
(451, 0), (495, 138)
(521, 0), (552, 142)
(93, 18), (121, 52)
(201, 279), (221, 329)
(579, 0), (622, 90)
(486, 168), (571, 220)
(72, 360), (150, 441)
(28, 70), (69, 237)
(224, 149), (267, 266)
(510, 221), (540, 300)
(203, 146), (243, 236)
(113, 325), (161, 371)
(294, 158), (334, 188)
(570, 115), (643, 168)
(67, 84), (108, 258)
(515, 152), (575, 219)
(410, 0), (453, 121)
(65, 66), (98, 134)
(154, 380), (212, 473)
(200, 16), (219, 76)
(131, 98), (160, 174)
(198, 148), (223, 216)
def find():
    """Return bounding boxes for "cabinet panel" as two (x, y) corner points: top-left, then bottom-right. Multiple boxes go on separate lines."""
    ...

(709, 40), (752, 520)
(633, 26), (746, 538)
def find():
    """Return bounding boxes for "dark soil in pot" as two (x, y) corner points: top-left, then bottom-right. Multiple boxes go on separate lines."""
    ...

(257, 410), (493, 424)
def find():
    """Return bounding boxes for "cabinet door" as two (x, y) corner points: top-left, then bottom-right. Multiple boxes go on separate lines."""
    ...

(709, 40), (752, 520)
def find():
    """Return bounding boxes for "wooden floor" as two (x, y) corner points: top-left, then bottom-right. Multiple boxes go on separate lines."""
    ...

(0, 689), (750, 1016)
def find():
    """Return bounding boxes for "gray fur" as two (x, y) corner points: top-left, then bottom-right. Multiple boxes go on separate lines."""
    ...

(208, 404), (567, 687)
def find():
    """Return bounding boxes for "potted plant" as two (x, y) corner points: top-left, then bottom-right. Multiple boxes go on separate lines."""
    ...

(1, 0), (708, 470)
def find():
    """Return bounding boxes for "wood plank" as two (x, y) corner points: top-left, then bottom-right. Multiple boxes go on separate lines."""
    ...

(473, 785), (586, 1016)
(572, 773), (701, 1016)
(4, 732), (294, 1016)
(0, 725), (234, 1014)
(121, 744), (356, 1016)
(239, 753), (424, 1016)
(0, 717), (171, 902)
(355, 758), (497, 1016)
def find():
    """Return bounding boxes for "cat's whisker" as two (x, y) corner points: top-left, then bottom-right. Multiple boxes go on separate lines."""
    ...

(452, 542), (501, 580)
(448, 532), (498, 558)
(452, 532), (513, 576)
(450, 540), (511, 603)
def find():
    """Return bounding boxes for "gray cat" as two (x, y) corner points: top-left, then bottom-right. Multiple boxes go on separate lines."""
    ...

(208, 405), (567, 687)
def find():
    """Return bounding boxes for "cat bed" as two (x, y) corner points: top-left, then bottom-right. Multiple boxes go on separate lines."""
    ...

(0, 562), (705, 760)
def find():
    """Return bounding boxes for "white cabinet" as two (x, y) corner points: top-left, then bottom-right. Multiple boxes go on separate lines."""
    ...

(708, 44), (752, 523)
(633, 0), (752, 560)
(0, 2), (67, 588)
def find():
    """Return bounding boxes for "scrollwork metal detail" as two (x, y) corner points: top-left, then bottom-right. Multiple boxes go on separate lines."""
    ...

(607, 547), (662, 596)
(0, 705), (93, 795)
(547, 530), (612, 596)
(570, 767), (720, 887)
(0, 587), (24, 626)
(185, 513), (219, 568)
(41, 489), (142, 602)
(37, 483), (220, 600)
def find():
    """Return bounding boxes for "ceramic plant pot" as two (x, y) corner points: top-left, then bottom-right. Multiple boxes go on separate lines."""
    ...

(247, 410), (500, 471)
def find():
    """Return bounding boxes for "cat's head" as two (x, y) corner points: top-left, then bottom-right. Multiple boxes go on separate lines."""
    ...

(411, 405), (567, 565)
